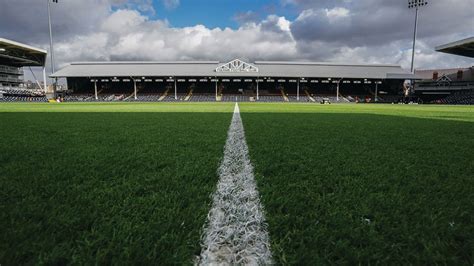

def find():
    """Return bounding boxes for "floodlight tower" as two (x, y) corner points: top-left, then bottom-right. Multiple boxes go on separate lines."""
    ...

(408, 0), (428, 74)
(47, 0), (58, 95)
(47, 0), (57, 74)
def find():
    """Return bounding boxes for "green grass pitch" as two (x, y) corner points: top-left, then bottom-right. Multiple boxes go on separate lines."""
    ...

(0, 102), (473, 264)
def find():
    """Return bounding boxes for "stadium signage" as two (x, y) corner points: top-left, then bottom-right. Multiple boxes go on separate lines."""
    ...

(215, 59), (259, 73)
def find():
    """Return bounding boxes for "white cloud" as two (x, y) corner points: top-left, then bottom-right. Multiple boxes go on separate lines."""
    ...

(325, 7), (350, 20)
(101, 9), (148, 33)
(51, 11), (298, 66)
(276, 16), (291, 32)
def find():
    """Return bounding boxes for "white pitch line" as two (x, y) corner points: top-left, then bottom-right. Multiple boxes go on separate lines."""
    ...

(198, 103), (273, 265)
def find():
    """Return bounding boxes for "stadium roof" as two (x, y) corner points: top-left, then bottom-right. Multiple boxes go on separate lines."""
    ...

(435, 37), (474, 58)
(0, 38), (47, 67)
(51, 59), (415, 80)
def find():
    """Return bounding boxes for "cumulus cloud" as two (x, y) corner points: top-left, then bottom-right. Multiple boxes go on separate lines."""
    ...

(51, 10), (297, 65)
(0, 0), (472, 82)
(290, 0), (473, 47)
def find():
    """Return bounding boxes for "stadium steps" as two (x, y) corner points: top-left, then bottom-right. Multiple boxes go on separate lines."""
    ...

(280, 88), (289, 102)
(304, 89), (316, 102)
(340, 94), (351, 103)
(105, 94), (115, 101)
(158, 88), (170, 101)
(123, 90), (139, 101)
(184, 88), (194, 101)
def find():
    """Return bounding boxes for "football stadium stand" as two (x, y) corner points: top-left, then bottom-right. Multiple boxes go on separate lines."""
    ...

(49, 59), (417, 104)
(0, 86), (48, 102)
(413, 37), (474, 104)
(414, 66), (473, 104)
(0, 38), (49, 100)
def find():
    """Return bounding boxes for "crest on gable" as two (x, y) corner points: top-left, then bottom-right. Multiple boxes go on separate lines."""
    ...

(437, 74), (451, 82)
(215, 59), (259, 73)
(436, 74), (451, 86)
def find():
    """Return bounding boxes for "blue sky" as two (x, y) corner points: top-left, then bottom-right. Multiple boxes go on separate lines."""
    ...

(150, 0), (298, 28)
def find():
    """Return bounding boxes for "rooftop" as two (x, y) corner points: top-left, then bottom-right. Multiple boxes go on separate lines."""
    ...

(51, 59), (416, 80)
(0, 38), (47, 67)
(435, 37), (474, 58)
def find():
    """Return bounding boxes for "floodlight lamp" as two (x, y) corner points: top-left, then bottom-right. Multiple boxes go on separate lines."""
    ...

(408, 0), (428, 9)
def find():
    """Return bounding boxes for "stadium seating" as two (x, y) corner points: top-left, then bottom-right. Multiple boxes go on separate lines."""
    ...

(189, 94), (216, 102)
(2, 83), (471, 105)
(0, 95), (48, 102)
(0, 86), (48, 102)
(125, 94), (162, 102)
(63, 94), (125, 102)
(257, 96), (284, 102)
(431, 90), (474, 105)
(161, 94), (188, 102)
(221, 95), (250, 102)
(63, 94), (93, 102)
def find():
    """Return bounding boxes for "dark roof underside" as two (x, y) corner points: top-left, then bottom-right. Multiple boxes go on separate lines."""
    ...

(435, 37), (474, 58)
(0, 38), (47, 67)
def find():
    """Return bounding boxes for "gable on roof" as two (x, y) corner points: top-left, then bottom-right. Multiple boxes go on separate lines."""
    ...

(437, 74), (452, 83)
(215, 59), (259, 73)
(437, 74), (452, 84)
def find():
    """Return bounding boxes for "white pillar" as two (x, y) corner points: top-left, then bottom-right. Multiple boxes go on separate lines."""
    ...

(336, 81), (340, 102)
(215, 80), (218, 101)
(134, 79), (137, 100)
(297, 79), (300, 101)
(174, 79), (177, 100)
(54, 78), (57, 97)
(256, 79), (259, 101)
(42, 66), (47, 94)
(411, 7), (419, 74)
(94, 81), (98, 100)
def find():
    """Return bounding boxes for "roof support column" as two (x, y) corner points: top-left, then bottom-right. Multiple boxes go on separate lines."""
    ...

(256, 79), (259, 101)
(94, 80), (98, 100)
(215, 79), (218, 101)
(134, 79), (137, 100)
(336, 79), (341, 102)
(174, 79), (177, 100)
(297, 79), (300, 101)
(42, 66), (47, 95)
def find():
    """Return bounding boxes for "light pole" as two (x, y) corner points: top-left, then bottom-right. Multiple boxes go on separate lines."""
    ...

(408, 0), (428, 74)
(47, 0), (58, 95)
(336, 78), (343, 102)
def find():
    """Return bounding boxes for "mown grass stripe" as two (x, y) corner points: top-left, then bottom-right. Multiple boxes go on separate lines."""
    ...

(198, 103), (273, 265)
